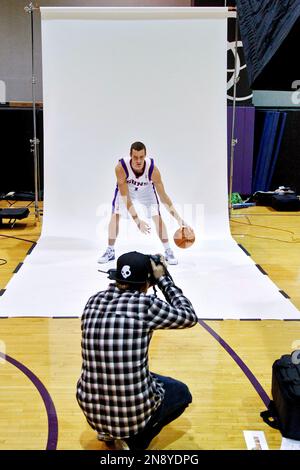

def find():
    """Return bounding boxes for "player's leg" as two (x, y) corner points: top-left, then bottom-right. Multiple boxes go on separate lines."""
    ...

(152, 214), (178, 265)
(140, 188), (178, 265)
(152, 214), (168, 244)
(98, 209), (120, 264)
(108, 213), (120, 246)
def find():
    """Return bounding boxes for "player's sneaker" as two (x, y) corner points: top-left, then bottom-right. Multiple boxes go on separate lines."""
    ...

(97, 247), (115, 264)
(165, 248), (178, 265)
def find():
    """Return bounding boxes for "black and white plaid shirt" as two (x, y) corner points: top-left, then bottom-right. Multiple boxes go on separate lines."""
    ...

(76, 275), (197, 439)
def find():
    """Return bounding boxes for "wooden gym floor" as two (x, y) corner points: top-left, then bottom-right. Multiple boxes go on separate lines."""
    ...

(0, 201), (300, 450)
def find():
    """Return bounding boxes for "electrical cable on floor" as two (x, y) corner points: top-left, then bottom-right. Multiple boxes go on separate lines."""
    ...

(0, 234), (37, 245)
(231, 218), (300, 242)
(233, 233), (300, 244)
(232, 216), (296, 235)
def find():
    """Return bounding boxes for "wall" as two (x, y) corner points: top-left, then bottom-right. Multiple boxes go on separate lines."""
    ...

(0, 0), (191, 102)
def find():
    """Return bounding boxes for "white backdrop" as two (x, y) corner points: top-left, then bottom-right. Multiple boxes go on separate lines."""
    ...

(0, 7), (298, 319)
(41, 7), (230, 243)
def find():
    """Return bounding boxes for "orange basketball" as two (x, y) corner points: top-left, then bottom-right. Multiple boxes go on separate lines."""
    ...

(173, 227), (195, 249)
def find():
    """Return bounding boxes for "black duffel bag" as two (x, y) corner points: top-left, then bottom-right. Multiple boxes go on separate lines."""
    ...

(271, 194), (300, 211)
(250, 191), (275, 206)
(261, 354), (300, 440)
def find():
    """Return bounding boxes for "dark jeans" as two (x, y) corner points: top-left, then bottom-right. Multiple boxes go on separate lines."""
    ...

(126, 373), (192, 450)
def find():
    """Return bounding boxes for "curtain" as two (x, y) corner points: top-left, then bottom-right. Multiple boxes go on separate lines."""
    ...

(252, 111), (287, 193)
(236, 0), (300, 85)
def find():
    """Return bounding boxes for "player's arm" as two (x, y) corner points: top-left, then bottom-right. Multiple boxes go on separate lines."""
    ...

(115, 163), (135, 217)
(115, 163), (150, 234)
(152, 166), (187, 227)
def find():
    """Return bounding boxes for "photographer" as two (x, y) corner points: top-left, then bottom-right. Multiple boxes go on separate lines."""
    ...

(77, 251), (197, 450)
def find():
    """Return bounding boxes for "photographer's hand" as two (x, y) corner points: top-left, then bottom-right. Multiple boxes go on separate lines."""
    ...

(150, 255), (167, 280)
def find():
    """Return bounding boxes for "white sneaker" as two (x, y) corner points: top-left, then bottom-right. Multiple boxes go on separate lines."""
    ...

(114, 439), (130, 450)
(165, 248), (178, 265)
(98, 247), (115, 264)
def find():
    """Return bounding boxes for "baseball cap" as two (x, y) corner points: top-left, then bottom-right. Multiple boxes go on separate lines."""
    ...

(108, 251), (152, 284)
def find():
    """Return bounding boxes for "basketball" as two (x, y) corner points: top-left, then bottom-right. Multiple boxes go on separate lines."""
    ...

(173, 227), (195, 249)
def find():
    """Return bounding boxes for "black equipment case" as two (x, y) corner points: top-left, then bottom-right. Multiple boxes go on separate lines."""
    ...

(271, 194), (300, 211)
(249, 188), (300, 211)
(0, 207), (30, 227)
(261, 354), (300, 440)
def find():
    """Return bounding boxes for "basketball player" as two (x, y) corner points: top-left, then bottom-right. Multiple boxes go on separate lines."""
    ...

(98, 141), (193, 265)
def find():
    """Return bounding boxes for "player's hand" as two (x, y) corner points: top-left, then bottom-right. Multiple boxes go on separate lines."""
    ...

(136, 219), (151, 234)
(181, 224), (194, 238)
(150, 254), (167, 280)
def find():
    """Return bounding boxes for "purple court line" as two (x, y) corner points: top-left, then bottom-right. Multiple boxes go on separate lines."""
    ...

(198, 320), (271, 408)
(0, 351), (58, 450)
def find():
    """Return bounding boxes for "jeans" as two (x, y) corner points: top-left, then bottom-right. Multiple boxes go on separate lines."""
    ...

(126, 373), (192, 450)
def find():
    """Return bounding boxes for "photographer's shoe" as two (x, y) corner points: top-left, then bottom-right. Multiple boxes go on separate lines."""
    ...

(165, 248), (178, 265)
(97, 434), (129, 450)
(113, 439), (130, 450)
(97, 434), (114, 444)
(98, 247), (115, 264)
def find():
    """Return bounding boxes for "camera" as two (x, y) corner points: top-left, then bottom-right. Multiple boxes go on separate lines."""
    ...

(98, 252), (172, 287)
(147, 254), (172, 286)
(148, 254), (162, 266)
(147, 254), (162, 286)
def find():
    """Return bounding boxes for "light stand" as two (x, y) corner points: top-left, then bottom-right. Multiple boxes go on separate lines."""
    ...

(228, 11), (239, 215)
(24, 2), (41, 224)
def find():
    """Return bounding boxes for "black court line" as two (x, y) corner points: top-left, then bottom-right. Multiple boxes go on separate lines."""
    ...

(0, 289), (6, 296)
(238, 244), (251, 256)
(13, 263), (23, 274)
(200, 318), (224, 321)
(0, 317), (8, 319)
(198, 320), (270, 408)
(279, 290), (290, 299)
(1, 316), (81, 319)
(52, 316), (80, 319)
(255, 264), (268, 275)
(284, 319), (300, 321)
(12, 316), (46, 319)
(240, 318), (262, 321)
(27, 243), (37, 255)
(0, 352), (58, 450)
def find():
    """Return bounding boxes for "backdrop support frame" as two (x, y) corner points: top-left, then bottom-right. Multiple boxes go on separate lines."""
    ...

(228, 10), (239, 216)
(25, 2), (41, 224)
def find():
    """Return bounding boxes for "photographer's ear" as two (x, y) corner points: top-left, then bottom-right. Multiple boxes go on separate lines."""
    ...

(140, 281), (150, 294)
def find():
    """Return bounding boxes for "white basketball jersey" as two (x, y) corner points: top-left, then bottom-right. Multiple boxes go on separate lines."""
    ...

(112, 156), (160, 216)
(119, 157), (155, 194)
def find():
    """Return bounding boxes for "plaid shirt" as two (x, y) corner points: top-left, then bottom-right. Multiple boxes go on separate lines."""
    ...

(76, 275), (197, 439)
